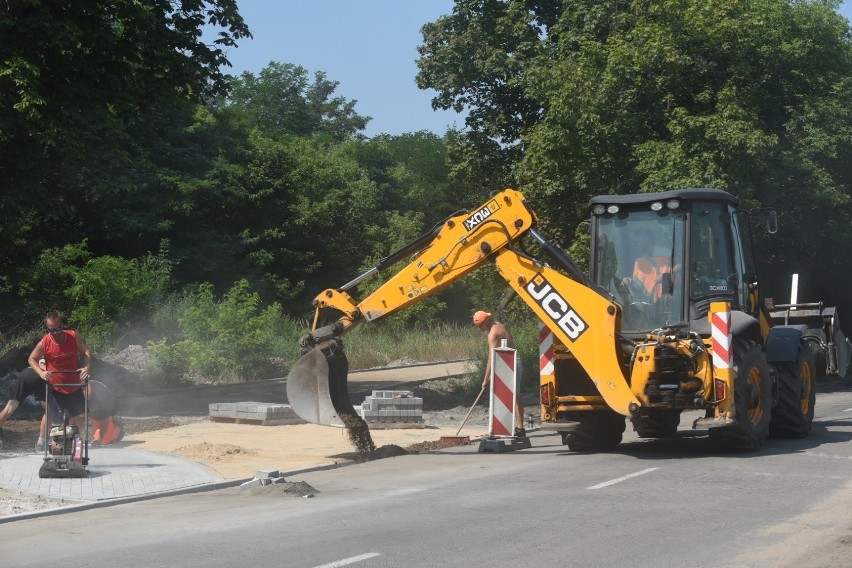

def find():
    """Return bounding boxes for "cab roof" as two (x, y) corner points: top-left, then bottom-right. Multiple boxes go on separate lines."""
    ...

(589, 188), (738, 208)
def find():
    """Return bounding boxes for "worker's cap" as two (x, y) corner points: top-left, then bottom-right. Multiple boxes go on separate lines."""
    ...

(472, 311), (491, 325)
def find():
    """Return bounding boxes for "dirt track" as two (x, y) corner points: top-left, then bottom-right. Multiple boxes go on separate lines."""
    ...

(116, 360), (478, 417)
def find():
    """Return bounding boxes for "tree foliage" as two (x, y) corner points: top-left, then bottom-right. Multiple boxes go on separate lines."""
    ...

(417, 0), (852, 309)
(225, 62), (370, 141)
(2, 1), (852, 377)
(0, 0), (250, 213)
(0, 0), (250, 324)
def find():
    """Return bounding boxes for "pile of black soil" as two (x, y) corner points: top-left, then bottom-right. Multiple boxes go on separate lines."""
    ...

(405, 439), (470, 453)
(331, 444), (409, 463)
(370, 444), (408, 459)
(244, 480), (319, 498)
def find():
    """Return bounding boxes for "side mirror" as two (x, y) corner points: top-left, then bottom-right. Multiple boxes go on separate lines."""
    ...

(727, 273), (739, 289)
(766, 210), (778, 234)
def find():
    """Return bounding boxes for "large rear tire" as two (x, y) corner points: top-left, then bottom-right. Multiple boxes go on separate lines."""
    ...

(709, 339), (772, 451)
(560, 410), (625, 451)
(769, 347), (816, 438)
(630, 410), (681, 438)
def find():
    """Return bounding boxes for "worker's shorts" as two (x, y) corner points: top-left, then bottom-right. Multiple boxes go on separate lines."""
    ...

(11, 368), (46, 403)
(48, 388), (86, 420)
(4, 368), (84, 418)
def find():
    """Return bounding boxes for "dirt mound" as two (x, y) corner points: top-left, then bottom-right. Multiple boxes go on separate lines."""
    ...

(243, 480), (318, 498)
(370, 444), (408, 459)
(331, 444), (410, 463)
(91, 359), (158, 396)
(405, 438), (471, 453)
(172, 442), (258, 462)
(101, 345), (152, 376)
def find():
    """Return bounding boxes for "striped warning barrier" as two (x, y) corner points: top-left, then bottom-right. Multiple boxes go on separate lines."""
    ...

(489, 343), (517, 437)
(711, 304), (732, 370)
(538, 321), (554, 375)
(710, 301), (733, 408)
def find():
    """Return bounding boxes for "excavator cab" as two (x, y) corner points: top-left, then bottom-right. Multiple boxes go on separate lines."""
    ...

(589, 189), (754, 337)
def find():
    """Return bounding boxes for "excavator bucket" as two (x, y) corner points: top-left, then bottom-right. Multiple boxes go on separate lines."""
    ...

(286, 339), (358, 426)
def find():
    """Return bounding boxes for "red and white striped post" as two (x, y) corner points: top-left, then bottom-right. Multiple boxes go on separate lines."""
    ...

(489, 340), (517, 438)
(538, 321), (554, 377)
(710, 301), (734, 416)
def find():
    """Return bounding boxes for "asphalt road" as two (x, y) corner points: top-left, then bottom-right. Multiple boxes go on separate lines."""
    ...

(5, 379), (852, 568)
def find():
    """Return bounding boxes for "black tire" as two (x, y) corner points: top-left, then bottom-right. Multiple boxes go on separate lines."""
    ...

(630, 410), (681, 438)
(803, 331), (827, 376)
(769, 347), (816, 438)
(560, 410), (625, 451)
(709, 339), (772, 451)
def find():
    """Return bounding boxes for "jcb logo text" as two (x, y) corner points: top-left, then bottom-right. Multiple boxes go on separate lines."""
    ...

(526, 275), (588, 341)
(463, 200), (500, 231)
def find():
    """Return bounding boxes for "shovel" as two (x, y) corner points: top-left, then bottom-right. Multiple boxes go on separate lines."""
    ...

(438, 385), (486, 445)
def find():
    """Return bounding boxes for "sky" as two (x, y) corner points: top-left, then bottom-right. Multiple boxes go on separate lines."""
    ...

(221, 1), (460, 138)
(222, 1), (852, 138)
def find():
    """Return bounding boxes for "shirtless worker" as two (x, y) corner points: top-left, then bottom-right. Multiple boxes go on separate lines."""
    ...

(473, 310), (526, 437)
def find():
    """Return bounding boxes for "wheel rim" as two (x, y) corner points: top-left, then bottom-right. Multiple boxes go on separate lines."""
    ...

(747, 366), (764, 425)
(800, 361), (813, 414)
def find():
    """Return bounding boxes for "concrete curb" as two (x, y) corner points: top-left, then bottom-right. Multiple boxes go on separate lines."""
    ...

(0, 458), (360, 524)
(1, 430), (546, 524)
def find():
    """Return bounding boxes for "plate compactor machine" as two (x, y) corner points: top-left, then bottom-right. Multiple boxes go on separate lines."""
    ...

(39, 375), (89, 479)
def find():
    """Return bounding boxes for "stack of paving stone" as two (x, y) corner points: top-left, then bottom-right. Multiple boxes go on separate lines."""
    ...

(209, 401), (305, 425)
(359, 390), (424, 428)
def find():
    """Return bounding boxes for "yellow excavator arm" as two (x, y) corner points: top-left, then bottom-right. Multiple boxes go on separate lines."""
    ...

(308, 189), (534, 333)
(287, 188), (639, 426)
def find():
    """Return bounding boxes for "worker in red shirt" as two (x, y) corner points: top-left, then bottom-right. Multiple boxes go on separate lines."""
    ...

(27, 311), (92, 451)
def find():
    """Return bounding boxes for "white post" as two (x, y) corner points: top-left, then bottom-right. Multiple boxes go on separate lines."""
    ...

(790, 273), (799, 310)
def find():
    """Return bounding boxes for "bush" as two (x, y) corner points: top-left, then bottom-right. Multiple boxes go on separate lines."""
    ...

(14, 241), (174, 352)
(147, 279), (303, 385)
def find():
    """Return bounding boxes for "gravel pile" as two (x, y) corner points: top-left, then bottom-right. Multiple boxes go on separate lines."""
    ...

(100, 345), (153, 376)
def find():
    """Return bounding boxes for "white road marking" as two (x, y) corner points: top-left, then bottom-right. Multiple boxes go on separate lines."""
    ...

(587, 467), (660, 490)
(312, 553), (381, 568)
(842, 408), (852, 412)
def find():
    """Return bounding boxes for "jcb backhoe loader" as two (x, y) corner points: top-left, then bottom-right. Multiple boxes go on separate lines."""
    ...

(288, 188), (847, 451)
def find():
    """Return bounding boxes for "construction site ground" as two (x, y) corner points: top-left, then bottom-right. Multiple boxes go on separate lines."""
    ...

(0, 360), (527, 518)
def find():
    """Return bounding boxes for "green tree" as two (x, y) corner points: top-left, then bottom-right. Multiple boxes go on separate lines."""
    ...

(147, 279), (301, 384)
(417, 0), (852, 312)
(0, 0), (250, 323)
(224, 62), (370, 142)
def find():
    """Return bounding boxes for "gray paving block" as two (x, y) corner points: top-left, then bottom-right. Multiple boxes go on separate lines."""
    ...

(255, 469), (280, 479)
(209, 401), (302, 423)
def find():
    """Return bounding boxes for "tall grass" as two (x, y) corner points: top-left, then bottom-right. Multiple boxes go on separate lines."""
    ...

(343, 323), (482, 369)
(343, 318), (540, 393)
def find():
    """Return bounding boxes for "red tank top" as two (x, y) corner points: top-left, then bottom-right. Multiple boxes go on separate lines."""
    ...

(42, 330), (81, 394)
